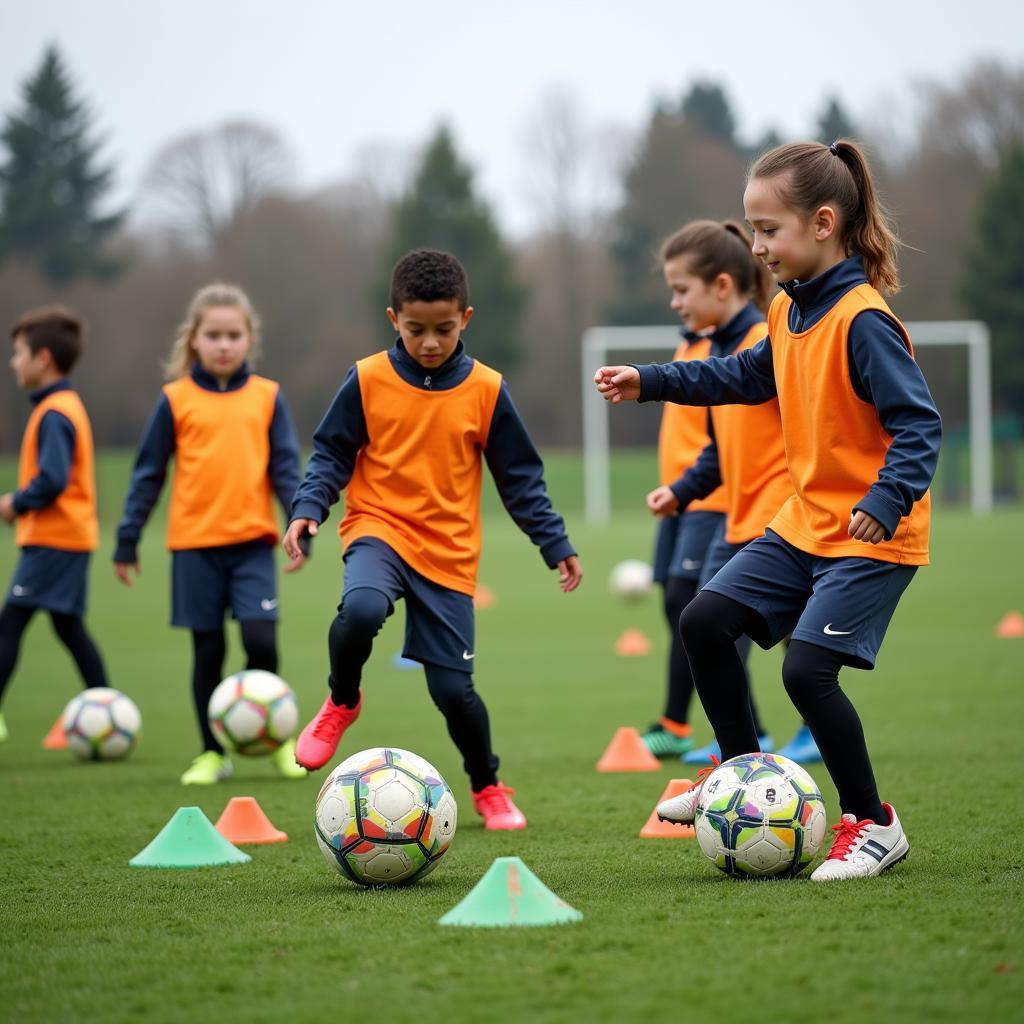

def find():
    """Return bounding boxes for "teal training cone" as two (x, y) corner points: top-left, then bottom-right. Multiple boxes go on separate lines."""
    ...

(129, 806), (251, 868)
(438, 856), (582, 927)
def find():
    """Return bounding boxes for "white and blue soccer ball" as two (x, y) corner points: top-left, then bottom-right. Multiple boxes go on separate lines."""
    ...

(609, 559), (654, 600)
(694, 752), (828, 878)
(62, 687), (142, 761)
(207, 670), (298, 756)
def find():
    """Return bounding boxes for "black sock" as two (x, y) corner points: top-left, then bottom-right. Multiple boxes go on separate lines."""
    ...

(0, 603), (35, 706)
(327, 589), (390, 708)
(50, 612), (109, 689)
(424, 664), (499, 791)
(191, 629), (226, 753)
(662, 576), (698, 723)
(782, 641), (886, 824)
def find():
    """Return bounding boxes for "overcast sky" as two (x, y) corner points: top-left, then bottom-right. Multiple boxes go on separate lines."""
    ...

(2, 0), (1023, 235)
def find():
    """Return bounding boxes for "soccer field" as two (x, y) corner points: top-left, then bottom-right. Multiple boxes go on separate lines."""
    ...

(1, 451), (1022, 1024)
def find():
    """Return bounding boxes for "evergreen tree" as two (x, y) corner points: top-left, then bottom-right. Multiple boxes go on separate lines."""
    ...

(381, 126), (524, 371)
(681, 82), (736, 146)
(0, 46), (124, 283)
(962, 143), (1024, 417)
(816, 97), (856, 144)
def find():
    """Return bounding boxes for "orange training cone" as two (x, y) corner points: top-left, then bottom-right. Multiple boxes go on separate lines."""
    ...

(473, 584), (496, 610)
(596, 727), (661, 772)
(995, 611), (1024, 638)
(214, 796), (288, 844)
(639, 779), (696, 838)
(41, 714), (68, 750)
(614, 628), (652, 656)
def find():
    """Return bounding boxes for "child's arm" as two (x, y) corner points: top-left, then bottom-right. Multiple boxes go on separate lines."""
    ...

(648, 431), (722, 518)
(595, 338), (777, 407)
(282, 368), (365, 563)
(4, 411), (76, 521)
(847, 312), (943, 543)
(113, 396), (175, 584)
(483, 382), (581, 591)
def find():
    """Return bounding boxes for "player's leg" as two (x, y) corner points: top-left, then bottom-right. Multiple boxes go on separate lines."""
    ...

(0, 603), (36, 737)
(49, 612), (109, 689)
(296, 539), (403, 770)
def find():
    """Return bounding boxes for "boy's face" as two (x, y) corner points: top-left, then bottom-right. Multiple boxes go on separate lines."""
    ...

(9, 334), (53, 390)
(387, 299), (473, 370)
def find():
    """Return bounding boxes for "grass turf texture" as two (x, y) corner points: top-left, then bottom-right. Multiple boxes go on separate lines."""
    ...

(1, 450), (1022, 1024)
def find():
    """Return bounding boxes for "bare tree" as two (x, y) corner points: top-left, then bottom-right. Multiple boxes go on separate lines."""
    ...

(139, 120), (295, 251)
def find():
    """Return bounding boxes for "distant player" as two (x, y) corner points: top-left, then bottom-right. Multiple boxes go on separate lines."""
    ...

(283, 248), (582, 830)
(596, 139), (941, 880)
(649, 219), (820, 767)
(0, 306), (109, 742)
(640, 225), (774, 760)
(113, 283), (305, 784)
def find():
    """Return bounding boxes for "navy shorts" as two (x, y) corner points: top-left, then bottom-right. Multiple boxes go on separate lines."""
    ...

(698, 533), (750, 589)
(702, 530), (918, 669)
(653, 510), (725, 584)
(342, 538), (475, 674)
(6, 546), (90, 616)
(171, 541), (278, 631)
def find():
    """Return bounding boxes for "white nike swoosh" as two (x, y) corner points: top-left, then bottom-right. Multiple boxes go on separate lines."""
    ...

(260, 598), (278, 611)
(823, 623), (853, 636)
(12, 585), (27, 596)
(462, 651), (475, 660)
(681, 559), (701, 571)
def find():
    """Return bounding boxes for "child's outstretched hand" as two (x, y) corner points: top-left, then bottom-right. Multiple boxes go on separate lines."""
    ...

(283, 518), (317, 571)
(0, 493), (15, 524)
(114, 561), (140, 586)
(557, 555), (583, 593)
(646, 485), (680, 517)
(594, 366), (641, 403)
(848, 510), (886, 544)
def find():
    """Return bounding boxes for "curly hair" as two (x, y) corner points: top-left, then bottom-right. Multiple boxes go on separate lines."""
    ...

(389, 249), (469, 311)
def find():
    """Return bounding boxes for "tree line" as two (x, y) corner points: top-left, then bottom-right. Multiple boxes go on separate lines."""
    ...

(1, 46), (1022, 470)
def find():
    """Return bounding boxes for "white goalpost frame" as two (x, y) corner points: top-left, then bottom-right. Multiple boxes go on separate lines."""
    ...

(581, 321), (993, 525)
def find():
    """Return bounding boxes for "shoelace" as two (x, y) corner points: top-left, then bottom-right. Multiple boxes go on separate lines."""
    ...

(475, 783), (516, 815)
(312, 700), (353, 741)
(826, 816), (870, 861)
(693, 754), (722, 790)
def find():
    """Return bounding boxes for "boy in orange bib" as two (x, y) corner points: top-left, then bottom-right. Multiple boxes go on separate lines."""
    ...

(0, 307), (109, 741)
(595, 140), (941, 880)
(284, 249), (582, 831)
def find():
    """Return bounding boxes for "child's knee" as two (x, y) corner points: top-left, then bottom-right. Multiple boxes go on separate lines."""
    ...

(425, 666), (475, 717)
(679, 592), (726, 649)
(332, 589), (390, 644)
(241, 619), (277, 672)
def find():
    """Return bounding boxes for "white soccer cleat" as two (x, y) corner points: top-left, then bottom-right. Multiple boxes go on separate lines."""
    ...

(810, 803), (909, 881)
(656, 760), (719, 825)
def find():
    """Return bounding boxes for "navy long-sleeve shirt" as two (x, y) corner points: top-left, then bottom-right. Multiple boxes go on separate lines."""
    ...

(636, 258), (942, 540)
(290, 339), (576, 569)
(12, 380), (77, 514)
(114, 363), (301, 563)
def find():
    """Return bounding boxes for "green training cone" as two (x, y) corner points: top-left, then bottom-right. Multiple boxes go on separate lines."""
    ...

(438, 856), (583, 928)
(129, 806), (251, 868)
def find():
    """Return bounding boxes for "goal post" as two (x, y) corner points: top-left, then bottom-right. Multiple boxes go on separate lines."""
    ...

(581, 321), (992, 525)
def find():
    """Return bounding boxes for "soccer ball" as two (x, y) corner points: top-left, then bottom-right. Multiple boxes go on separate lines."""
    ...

(694, 752), (828, 878)
(62, 687), (142, 761)
(314, 747), (457, 887)
(609, 559), (654, 600)
(207, 670), (298, 756)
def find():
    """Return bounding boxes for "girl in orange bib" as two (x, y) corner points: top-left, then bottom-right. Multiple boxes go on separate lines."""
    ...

(114, 284), (304, 785)
(595, 140), (941, 881)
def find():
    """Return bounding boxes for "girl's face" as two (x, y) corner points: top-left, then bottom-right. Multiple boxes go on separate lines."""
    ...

(662, 256), (735, 332)
(191, 306), (252, 384)
(744, 175), (840, 284)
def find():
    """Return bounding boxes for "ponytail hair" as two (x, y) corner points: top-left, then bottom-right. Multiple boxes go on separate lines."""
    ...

(659, 218), (773, 313)
(748, 138), (902, 294)
(163, 282), (262, 380)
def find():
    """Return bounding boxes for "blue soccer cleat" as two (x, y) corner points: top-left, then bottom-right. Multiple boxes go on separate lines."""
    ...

(778, 723), (823, 764)
(682, 734), (774, 764)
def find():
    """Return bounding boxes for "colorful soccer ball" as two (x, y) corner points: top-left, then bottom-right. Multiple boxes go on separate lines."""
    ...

(694, 752), (828, 878)
(62, 687), (142, 761)
(609, 559), (654, 600)
(314, 747), (457, 887)
(207, 670), (298, 756)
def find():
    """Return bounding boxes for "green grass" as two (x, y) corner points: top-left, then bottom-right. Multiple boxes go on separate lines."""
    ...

(1, 451), (1022, 1024)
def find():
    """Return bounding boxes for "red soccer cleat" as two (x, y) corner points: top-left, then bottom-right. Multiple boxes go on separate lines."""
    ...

(471, 782), (527, 831)
(294, 695), (361, 770)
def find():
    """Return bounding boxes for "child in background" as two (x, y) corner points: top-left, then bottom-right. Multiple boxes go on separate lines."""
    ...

(596, 139), (940, 880)
(283, 248), (582, 831)
(648, 219), (820, 766)
(640, 228), (773, 760)
(0, 307), (109, 741)
(114, 283), (305, 784)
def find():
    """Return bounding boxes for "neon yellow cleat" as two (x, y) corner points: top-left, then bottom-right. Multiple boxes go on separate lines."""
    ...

(180, 750), (233, 785)
(273, 738), (307, 780)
